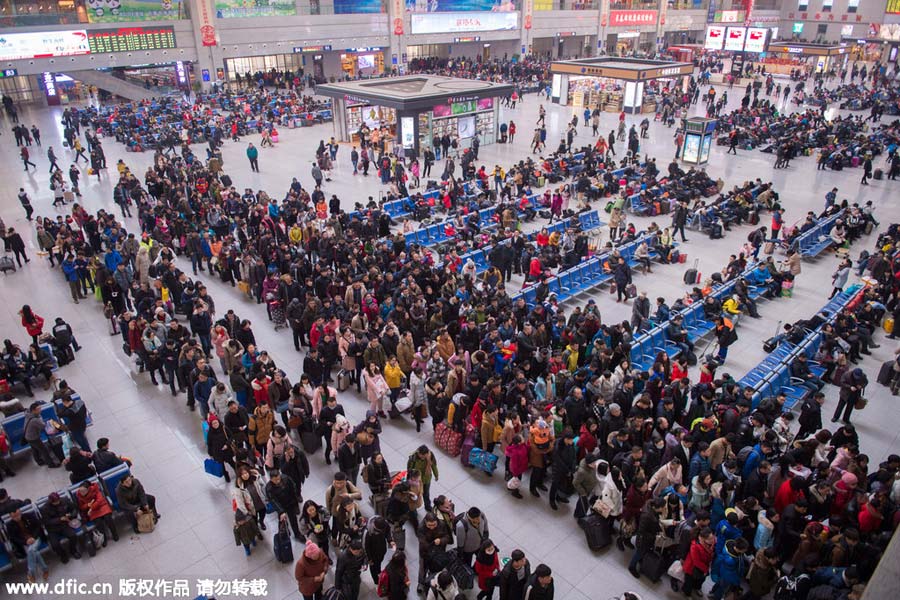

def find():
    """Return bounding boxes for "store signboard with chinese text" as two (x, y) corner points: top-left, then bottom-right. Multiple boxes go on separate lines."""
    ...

(608, 10), (657, 27)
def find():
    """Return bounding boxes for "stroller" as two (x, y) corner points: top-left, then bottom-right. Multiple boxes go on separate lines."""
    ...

(266, 294), (288, 331)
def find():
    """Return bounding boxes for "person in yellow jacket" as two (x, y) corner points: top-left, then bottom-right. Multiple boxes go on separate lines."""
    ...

(288, 224), (303, 246)
(722, 295), (741, 323)
(383, 356), (405, 412)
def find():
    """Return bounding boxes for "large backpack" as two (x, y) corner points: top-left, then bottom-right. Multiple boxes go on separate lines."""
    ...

(773, 573), (811, 600)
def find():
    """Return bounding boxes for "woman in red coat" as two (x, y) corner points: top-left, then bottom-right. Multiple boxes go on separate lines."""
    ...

(618, 477), (651, 550)
(473, 539), (500, 600)
(75, 481), (118, 545)
(681, 528), (715, 596)
(19, 305), (44, 345)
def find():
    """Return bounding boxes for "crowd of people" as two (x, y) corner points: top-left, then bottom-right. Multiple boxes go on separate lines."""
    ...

(2, 53), (900, 600)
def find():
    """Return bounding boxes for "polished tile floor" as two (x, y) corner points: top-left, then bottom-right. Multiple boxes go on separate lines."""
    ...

(0, 75), (898, 600)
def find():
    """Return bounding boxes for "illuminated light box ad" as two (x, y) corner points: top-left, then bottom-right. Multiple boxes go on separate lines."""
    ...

(0, 30), (90, 60)
(744, 28), (768, 53)
(410, 11), (518, 34)
(724, 27), (747, 51)
(705, 25), (725, 50)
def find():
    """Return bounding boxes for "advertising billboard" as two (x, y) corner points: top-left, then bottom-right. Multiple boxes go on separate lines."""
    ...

(410, 11), (518, 33)
(744, 27), (768, 53)
(0, 30), (90, 61)
(724, 26), (747, 51)
(215, 0), (296, 17)
(705, 25), (726, 50)
(85, 0), (182, 23)
(334, 0), (384, 14)
(405, 0), (518, 11)
(683, 133), (701, 163)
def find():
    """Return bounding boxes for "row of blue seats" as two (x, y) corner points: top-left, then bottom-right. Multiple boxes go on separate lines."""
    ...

(629, 261), (770, 370)
(739, 284), (863, 409)
(0, 463), (132, 572)
(405, 205), (499, 248)
(2, 391), (94, 456)
(513, 232), (656, 308)
(791, 209), (845, 259)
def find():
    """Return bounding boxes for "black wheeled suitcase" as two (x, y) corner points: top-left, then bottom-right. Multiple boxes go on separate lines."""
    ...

(273, 522), (294, 563)
(220, 174), (233, 187)
(578, 514), (611, 551)
(301, 428), (321, 454)
(683, 259), (700, 285)
(877, 360), (895, 386)
(640, 548), (668, 582)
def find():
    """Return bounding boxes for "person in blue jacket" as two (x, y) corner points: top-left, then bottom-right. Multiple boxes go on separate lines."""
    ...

(741, 440), (772, 480)
(61, 255), (85, 303)
(710, 537), (749, 600)
(714, 509), (742, 556)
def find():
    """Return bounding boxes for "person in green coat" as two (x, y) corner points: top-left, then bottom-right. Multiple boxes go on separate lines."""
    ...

(407, 445), (438, 512)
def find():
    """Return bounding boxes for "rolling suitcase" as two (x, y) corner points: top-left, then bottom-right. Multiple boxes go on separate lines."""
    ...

(273, 522), (294, 563)
(626, 284), (637, 299)
(221, 174), (233, 187)
(337, 369), (351, 392)
(884, 317), (894, 334)
(371, 492), (388, 518)
(874, 168), (883, 180)
(578, 514), (611, 550)
(683, 259), (700, 285)
(301, 429), (321, 454)
(877, 360), (895, 387)
(640, 548), (668, 582)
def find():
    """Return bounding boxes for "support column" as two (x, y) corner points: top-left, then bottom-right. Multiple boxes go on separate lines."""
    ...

(388, 0), (406, 74)
(597, 0), (610, 54)
(521, 0), (533, 56)
(333, 97), (349, 142)
(188, 0), (223, 91)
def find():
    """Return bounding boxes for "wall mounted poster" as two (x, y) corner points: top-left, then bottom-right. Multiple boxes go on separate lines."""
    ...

(86, 0), (183, 23)
(215, 0), (297, 17)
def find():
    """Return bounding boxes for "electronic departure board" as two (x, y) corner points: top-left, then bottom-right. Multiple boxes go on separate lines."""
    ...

(87, 27), (177, 54)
